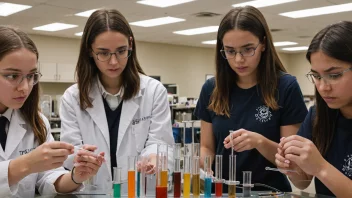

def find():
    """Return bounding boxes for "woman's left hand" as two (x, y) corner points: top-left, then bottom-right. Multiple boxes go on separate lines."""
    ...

(144, 154), (157, 175)
(72, 145), (105, 183)
(280, 135), (328, 176)
(223, 128), (264, 152)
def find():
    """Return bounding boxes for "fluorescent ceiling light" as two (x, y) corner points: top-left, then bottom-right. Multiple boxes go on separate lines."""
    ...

(0, 2), (32, 16)
(282, 46), (308, 51)
(75, 9), (98, 17)
(75, 32), (83, 36)
(137, 0), (195, 8)
(33, 23), (78, 32)
(232, 0), (299, 8)
(202, 40), (217, 45)
(174, 26), (218, 35)
(130, 17), (185, 27)
(280, 3), (352, 18)
(274, 41), (297, 47)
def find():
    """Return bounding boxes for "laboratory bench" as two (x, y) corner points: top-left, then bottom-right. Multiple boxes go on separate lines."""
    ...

(35, 191), (335, 198)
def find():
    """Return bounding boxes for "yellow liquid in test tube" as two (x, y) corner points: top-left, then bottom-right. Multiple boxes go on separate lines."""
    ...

(228, 184), (236, 198)
(192, 174), (200, 196)
(160, 170), (168, 187)
(183, 173), (191, 197)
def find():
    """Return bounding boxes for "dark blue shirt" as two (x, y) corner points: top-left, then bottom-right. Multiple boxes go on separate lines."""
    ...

(298, 107), (352, 196)
(194, 74), (307, 192)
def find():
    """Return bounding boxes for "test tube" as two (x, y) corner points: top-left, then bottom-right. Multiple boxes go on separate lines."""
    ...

(183, 156), (191, 197)
(182, 121), (187, 145)
(214, 155), (223, 197)
(128, 156), (136, 198)
(192, 156), (200, 197)
(156, 144), (168, 198)
(193, 143), (200, 157)
(190, 120), (195, 144)
(173, 143), (181, 197)
(113, 167), (122, 198)
(204, 155), (212, 197)
(228, 155), (236, 198)
(137, 155), (147, 198)
(243, 171), (252, 197)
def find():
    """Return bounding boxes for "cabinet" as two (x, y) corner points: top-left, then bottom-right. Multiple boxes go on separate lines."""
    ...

(39, 62), (75, 83)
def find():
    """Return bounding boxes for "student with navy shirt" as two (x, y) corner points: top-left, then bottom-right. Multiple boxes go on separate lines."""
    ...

(276, 21), (352, 197)
(194, 6), (308, 192)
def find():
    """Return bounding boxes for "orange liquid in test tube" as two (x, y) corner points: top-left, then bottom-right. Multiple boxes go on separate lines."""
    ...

(128, 170), (135, 197)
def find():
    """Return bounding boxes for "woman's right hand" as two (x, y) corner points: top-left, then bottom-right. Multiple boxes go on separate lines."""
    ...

(275, 138), (305, 178)
(23, 141), (74, 174)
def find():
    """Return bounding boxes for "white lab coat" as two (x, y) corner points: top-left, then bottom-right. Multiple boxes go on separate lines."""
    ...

(60, 74), (174, 189)
(0, 110), (68, 198)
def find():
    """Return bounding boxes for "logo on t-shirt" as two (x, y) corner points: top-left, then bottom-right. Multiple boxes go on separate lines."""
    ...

(342, 154), (352, 177)
(255, 105), (272, 123)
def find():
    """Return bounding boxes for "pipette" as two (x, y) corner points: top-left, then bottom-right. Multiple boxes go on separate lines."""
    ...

(265, 167), (298, 174)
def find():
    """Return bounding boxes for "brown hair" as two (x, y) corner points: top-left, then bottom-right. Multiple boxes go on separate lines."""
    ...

(0, 26), (47, 144)
(76, 9), (145, 109)
(209, 6), (286, 117)
(306, 21), (352, 155)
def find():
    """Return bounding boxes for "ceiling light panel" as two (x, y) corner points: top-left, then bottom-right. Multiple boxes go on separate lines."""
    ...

(130, 17), (185, 27)
(137, 0), (195, 8)
(174, 26), (219, 35)
(232, 0), (299, 8)
(33, 23), (78, 32)
(0, 2), (32, 16)
(280, 3), (352, 18)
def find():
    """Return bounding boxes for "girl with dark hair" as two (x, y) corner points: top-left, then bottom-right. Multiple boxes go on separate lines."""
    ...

(194, 6), (307, 192)
(276, 21), (352, 197)
(60, 9), (174, 189)
(0, 26), (103, 197)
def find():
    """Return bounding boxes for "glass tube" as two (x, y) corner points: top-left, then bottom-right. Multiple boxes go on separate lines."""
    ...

(183, 156), (191, 197)
(113, 167), (121, 198)
(215, 155), (223, 197)
(204, 155), (212, 197)
(174, 143), (181, 197)
(128, 156), (136, 198)
(192, 157), (200, 197)
(156, 144), (168, 198)
(243, 171), (252, 197)
(228, 155), (236, 198)
(193, 143), (200, 157)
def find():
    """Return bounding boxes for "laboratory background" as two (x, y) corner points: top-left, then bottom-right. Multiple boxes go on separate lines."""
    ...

(1, 0), (351, 197)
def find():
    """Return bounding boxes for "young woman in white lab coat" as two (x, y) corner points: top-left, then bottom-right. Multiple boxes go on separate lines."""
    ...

(0, 26), (104, 197)
(60, 9), (174, 188)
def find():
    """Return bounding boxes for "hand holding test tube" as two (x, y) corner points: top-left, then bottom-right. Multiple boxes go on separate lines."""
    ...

(73, 144), (105, 183)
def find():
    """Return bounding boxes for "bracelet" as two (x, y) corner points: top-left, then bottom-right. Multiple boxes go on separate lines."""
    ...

(71, 167), (82, 185)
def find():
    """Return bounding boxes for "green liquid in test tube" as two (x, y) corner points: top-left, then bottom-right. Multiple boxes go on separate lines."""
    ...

(113, 167), (122, 198)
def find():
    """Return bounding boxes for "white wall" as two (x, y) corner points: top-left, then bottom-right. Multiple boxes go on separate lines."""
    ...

(31, 34), (215, 98)
(286, 53), (315, 96)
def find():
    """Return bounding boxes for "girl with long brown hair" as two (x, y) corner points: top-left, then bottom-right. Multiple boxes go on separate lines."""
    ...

(194, 6), (307, 192)
(60, 9), (174, 190)
(0, 26), (103, 197)
(276, 21), (352, 197)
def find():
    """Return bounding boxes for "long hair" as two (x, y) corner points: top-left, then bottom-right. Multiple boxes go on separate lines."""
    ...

(0, 26), (47, 144)
(306, 21), (352, 155)
(209, 6), (286, 117)
(76, 9), (145, 109)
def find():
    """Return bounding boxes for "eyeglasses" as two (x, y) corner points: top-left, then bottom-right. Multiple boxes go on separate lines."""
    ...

(220, 43), (261, 59)
(92, 48), (132, 62)
(0, 72), (42, 86)
(306, 67), (352, 85)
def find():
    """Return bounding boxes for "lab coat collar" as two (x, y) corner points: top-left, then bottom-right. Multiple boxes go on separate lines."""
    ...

(1, 110), (26, 159)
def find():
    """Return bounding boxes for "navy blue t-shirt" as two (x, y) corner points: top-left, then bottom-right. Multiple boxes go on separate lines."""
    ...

(194, 74), (308, 192)
(298, 107), (352, 197)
